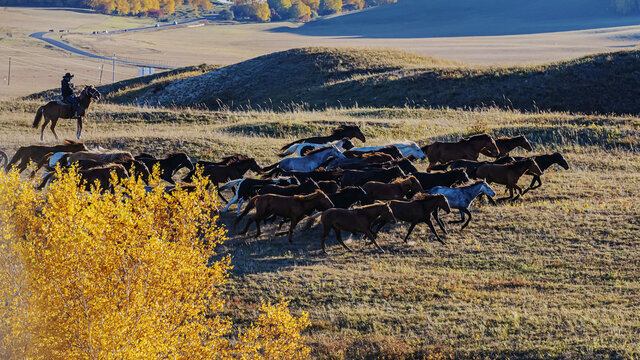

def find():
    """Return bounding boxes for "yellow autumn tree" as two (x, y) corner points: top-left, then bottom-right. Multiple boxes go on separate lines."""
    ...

(0, 167), (309, 359)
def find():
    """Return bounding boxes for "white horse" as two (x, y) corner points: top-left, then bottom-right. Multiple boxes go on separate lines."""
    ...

(263, 145), (346, 175)
(428, 181), (496, 230)
(351, 141), (426, 159)
(278, 138), (355, 158)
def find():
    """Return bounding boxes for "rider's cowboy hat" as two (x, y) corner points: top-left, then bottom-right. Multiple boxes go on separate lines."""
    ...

(63, 73), (74, 78)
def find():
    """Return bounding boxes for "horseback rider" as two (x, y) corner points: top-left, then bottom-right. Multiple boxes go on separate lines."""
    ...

(61, 73), (82, 117)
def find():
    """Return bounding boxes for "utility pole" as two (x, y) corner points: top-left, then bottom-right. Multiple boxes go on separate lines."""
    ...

(112, 53), (116, 83)
(99, 64), (104, 84)
(7, 57), (11, 86)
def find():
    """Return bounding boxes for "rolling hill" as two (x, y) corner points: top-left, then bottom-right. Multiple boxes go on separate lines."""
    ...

(279, 0), (640, 38)
(39, 47), (640, 115)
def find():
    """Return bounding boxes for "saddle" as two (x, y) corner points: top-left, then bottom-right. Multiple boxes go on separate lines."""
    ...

(56, 99), (71, 106)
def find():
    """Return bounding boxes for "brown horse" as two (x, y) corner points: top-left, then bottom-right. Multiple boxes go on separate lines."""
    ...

(278, 125), (366, 152)
(481, 135), (533, 157)
(32, 85), (101, 141)
(68, 150), (134, 164)
(6, 140), (87, 173)
(374, 193), (451, 244)
(235, 190), (335, 244)
(422, 134), (499, 171)
(184, 158), (263, 202)
(320, 203), (396, 253)
(38, 164), (128, 193)
(361, 176), (423, 201)
(476, 158), (542, 200)
(137, 152), (194, 185)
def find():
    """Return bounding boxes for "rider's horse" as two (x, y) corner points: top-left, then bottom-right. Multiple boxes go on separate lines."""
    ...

(33, 85), (101, 141)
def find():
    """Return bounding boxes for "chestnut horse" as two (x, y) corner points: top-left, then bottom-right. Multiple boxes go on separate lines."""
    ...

(278, 124), (366, 152)
(502, 152), (569, 193)
(481, 135), (533, 157)
(33, 85), (101, 141)
(235, 190), (334, 244)
(6, 140), (87, 173)
(320, 203), (396, 253)
(362, 175), (423, 201)
(374, 193), (451, 244)
(476, 158), (542, 200)
(421, 134), (499, 171)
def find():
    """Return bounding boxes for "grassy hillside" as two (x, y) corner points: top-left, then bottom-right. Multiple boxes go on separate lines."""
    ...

(1, 99), (639, 359)
(76, 47), (640, 115)
(285, 0), (640, 38)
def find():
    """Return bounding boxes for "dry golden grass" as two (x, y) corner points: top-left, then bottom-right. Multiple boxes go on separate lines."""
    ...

(1, 99), (639, 358)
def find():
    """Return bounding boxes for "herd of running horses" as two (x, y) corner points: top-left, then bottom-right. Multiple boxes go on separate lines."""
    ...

(1, 124), (569, 253)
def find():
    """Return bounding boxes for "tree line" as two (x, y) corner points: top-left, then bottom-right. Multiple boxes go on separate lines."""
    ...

(231, 0), (397, 22)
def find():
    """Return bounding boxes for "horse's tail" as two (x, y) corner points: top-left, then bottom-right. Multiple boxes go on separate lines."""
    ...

(233, 195), (257, 230)
(420, 144), (430, 154)
(0, 151), (7, 168)
(33, 106), (44, 128)
(302, 212), (322, 231)
(261, 162), (280, 178)
(6, 148), (23, 171)
(37, 172), (56, 190)
(278, 145), (295, 157)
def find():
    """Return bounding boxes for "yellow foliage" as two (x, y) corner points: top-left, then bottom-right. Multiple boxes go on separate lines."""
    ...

(0, 168), (309, 359)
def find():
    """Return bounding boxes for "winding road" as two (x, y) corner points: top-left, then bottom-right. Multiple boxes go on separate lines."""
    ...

(29, 16), (217, 70)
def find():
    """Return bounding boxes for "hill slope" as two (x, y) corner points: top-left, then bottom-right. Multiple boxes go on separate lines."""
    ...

(97, 47), (640, 115)
(281, 0), (640, 38)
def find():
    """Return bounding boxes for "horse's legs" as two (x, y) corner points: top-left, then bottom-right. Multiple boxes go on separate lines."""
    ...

(523, 176), (542, 194)
(40, 117), (50, 141)
(449, 209), (466, 224)
(76, 117), (83, 139)
(403, 223), (417, 242)
(321, 223), (332, 253)
(50, 119), (59, 141)
(217, 185), (229, 204)
(239, 215), (259, 236)
(235, 199), (245, 217)
(433, 211), (447, 234)
(334, 228), (353, 252)
(287, 218), (299, 244)
(460, 208), (472, 231)
(497, 187), (514, 201)
(364, 229), (384, 253)
(425, 217), (445, 245)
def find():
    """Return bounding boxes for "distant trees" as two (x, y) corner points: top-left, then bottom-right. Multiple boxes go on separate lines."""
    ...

(289, 1), (311, 21)
(84, 0), (215, 15)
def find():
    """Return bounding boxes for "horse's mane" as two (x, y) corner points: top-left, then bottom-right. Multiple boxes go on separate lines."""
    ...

(462, 133), (492, 141)
(452, 180), (486, 189)
(353, 202), (389, 210)
(295, 189), (325, 199)
(413, 192), (442, 201)
(333, 125), (360, 134)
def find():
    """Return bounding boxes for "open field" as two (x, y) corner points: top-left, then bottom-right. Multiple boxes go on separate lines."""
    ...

(3, 6), (640, 99)
(1, 99), (639, 358)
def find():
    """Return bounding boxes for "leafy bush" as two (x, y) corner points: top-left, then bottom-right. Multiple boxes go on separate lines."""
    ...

(0, 168), (309, 359)
(219, 8), (235, 20)
(320, 0), (342, 14)
(290, 1), (312, 21)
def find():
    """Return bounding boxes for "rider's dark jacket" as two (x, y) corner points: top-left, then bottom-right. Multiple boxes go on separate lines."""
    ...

(61, 77), (75, 98)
